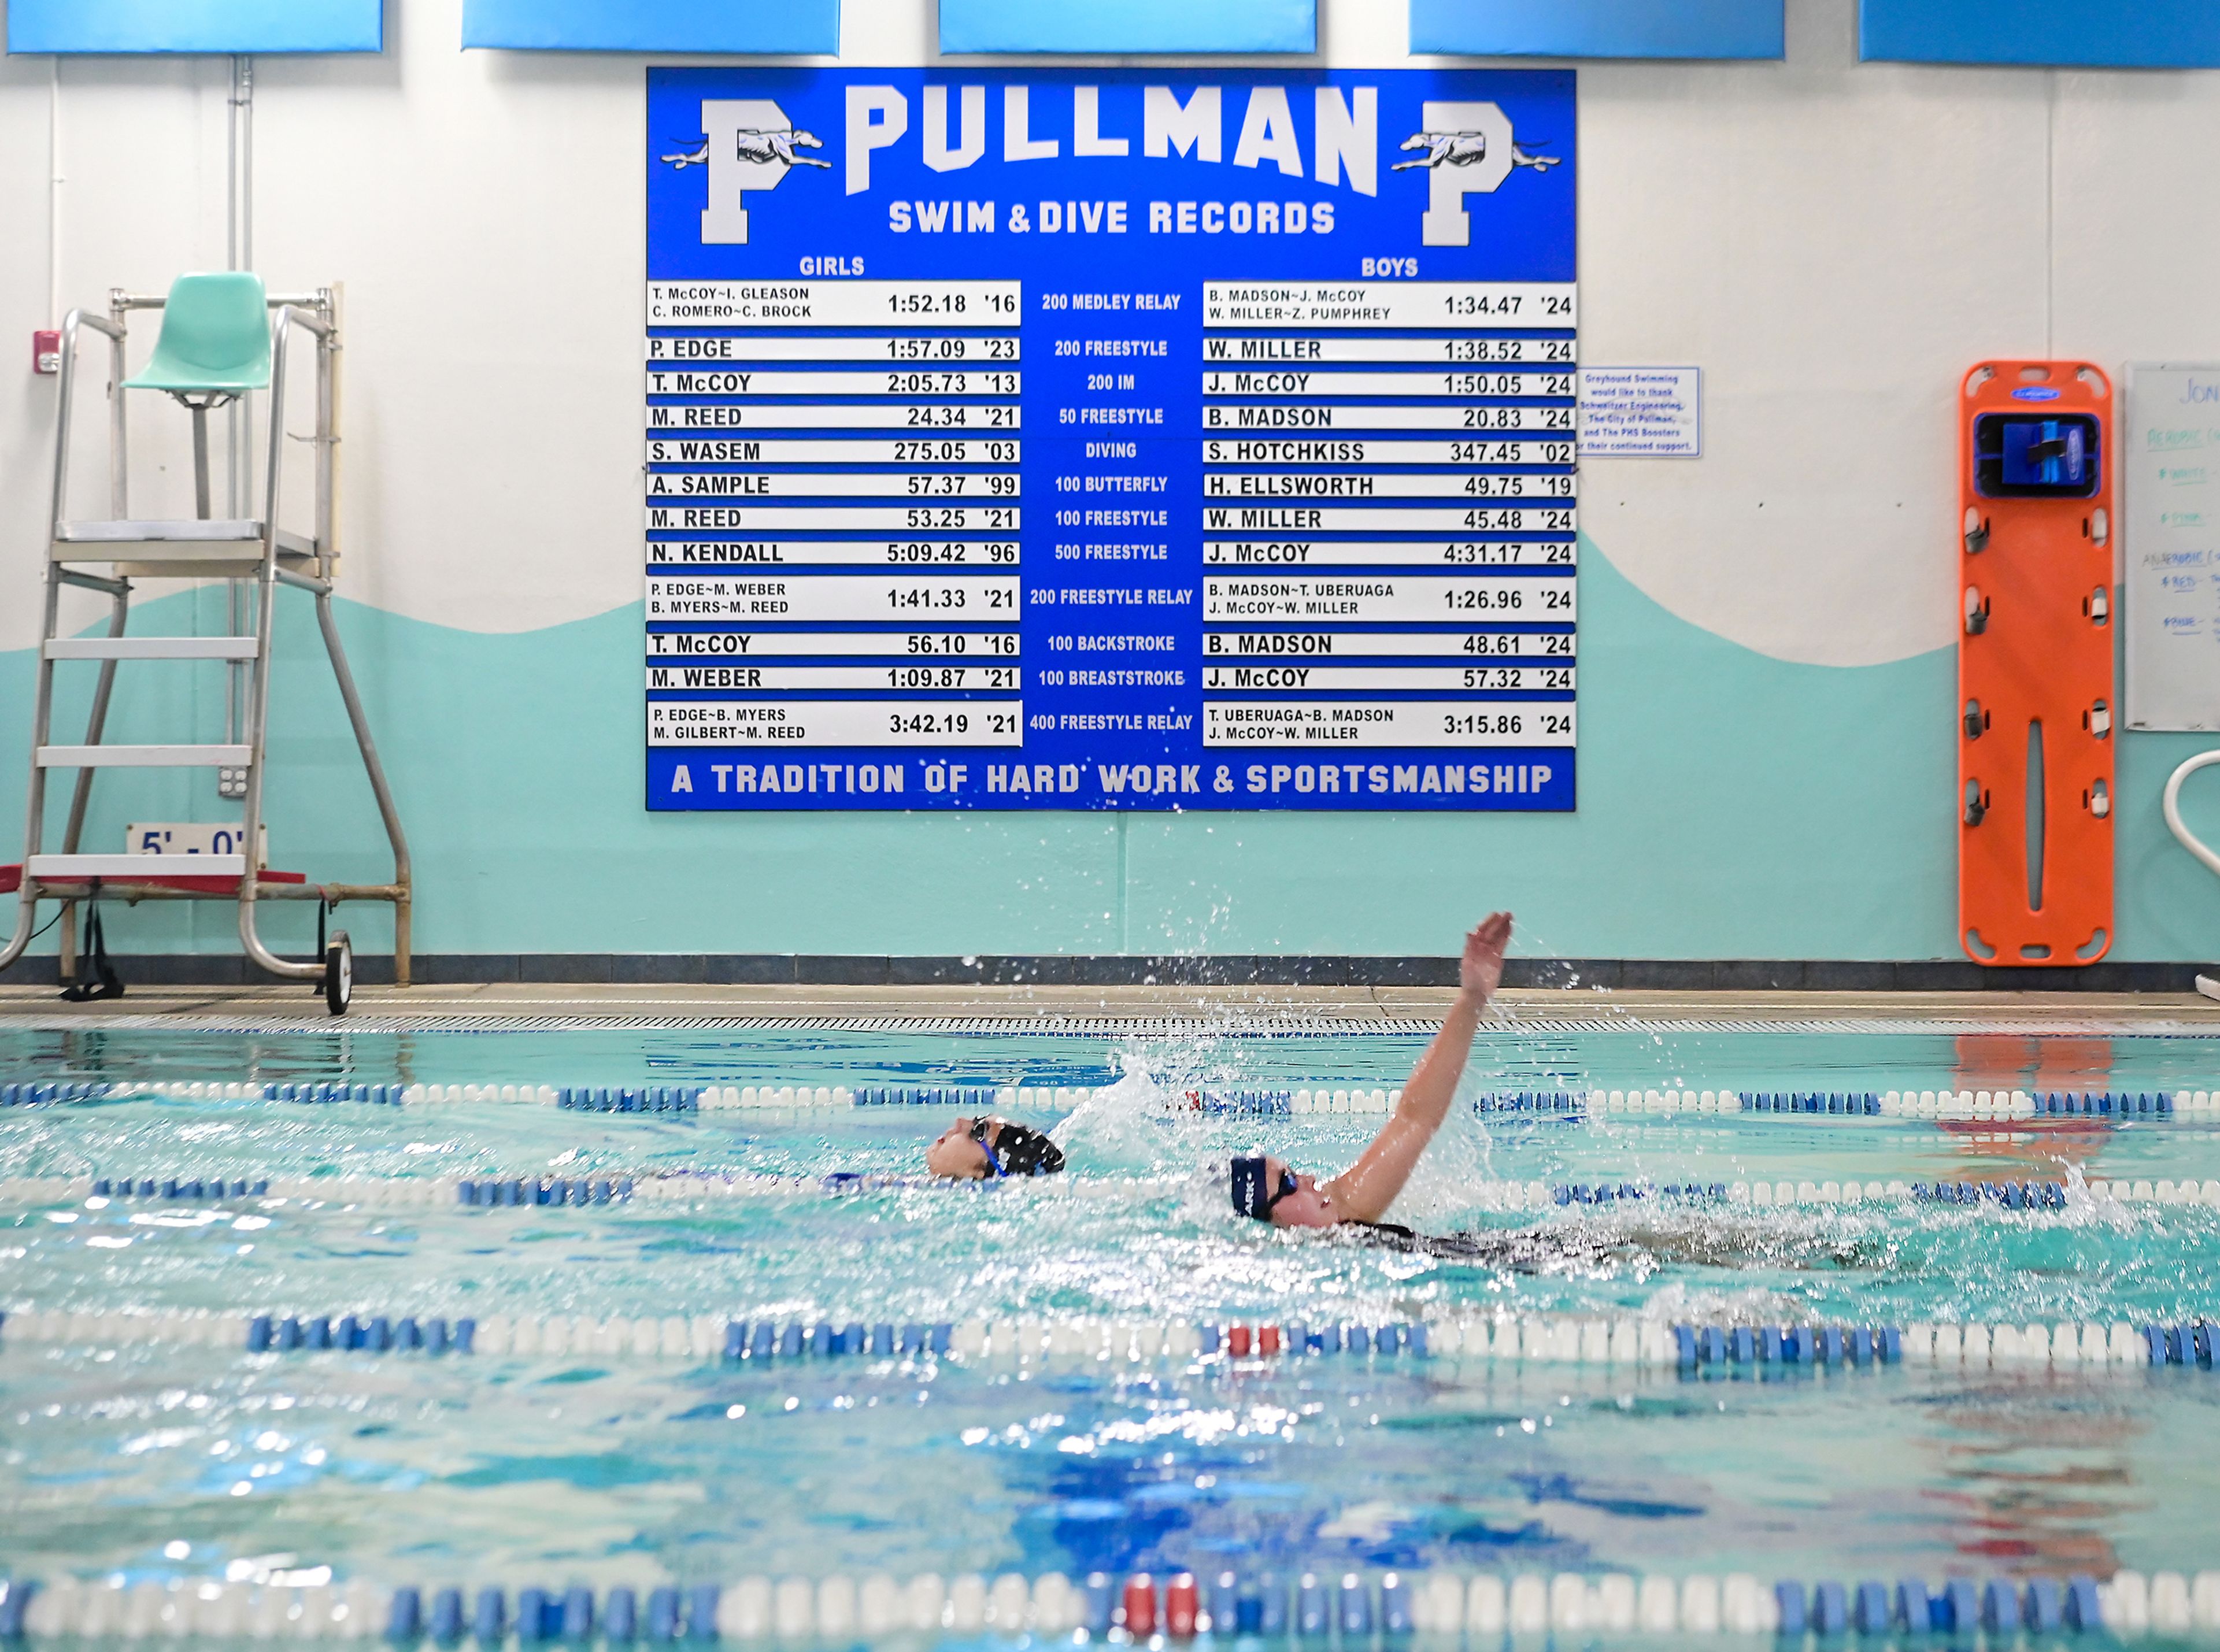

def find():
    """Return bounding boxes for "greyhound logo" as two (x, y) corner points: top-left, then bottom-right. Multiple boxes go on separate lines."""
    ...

(661, 99), (828, 245)
(1394, 102), (1558, 247)
(1393, 131), (1559, 175)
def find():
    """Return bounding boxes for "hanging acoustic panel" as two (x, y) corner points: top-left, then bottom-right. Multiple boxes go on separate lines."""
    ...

(1411, 0), (1783, 60)
(8, 0), (383, 53)
(462, 0), (838, 53)
(1861, 0), (2220, 68)
(939, 0), (1315, 54)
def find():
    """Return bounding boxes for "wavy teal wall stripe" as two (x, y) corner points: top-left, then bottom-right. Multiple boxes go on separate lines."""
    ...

(3, 536), (2219, 961)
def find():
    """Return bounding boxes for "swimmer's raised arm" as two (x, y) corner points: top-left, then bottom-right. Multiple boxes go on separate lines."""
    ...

(1319, 912), (1510, 1224)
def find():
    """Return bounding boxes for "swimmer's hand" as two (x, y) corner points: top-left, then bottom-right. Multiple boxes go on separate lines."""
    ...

(1460, 912), (1513, 1001)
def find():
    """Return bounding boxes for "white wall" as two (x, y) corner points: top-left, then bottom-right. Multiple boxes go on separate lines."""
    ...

(5, 0), (2220, 963)
(10, 0), (2211, 661)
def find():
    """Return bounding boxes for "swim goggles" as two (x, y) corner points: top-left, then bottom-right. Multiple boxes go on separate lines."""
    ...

(968, 1117), (1008, 1179)
(1230, 1155), (1300, 1220)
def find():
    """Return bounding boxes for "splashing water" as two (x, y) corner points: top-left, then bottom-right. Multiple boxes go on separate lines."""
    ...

(1380, 1071), (1501, 1231)
(1052, 1053), (1182, 1177)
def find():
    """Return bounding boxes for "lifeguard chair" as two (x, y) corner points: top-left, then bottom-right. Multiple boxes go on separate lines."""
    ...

(0, 274), (411, 1013)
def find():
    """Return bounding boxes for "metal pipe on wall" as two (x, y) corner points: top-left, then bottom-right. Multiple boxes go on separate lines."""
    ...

(225, 55), (255, 764)
(47, 58), (62, 329)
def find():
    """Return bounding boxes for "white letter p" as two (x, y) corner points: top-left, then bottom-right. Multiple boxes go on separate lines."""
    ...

(846, 86), (909, 195)
(1418, 100), (1514, 248)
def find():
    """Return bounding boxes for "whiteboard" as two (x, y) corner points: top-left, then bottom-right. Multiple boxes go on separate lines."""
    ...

(2126, 364), (2220, 730)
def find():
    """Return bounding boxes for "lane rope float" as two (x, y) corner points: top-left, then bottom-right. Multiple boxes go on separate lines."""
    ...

(5, 1309), (2217, 1374)
(5, 1171), (2218, 1214)
(3, 1079), (2219, 1120)
(5, 1564), (2219, 1642)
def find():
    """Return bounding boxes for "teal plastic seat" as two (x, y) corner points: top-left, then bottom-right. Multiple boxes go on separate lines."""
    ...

(121, 272), (271, 397)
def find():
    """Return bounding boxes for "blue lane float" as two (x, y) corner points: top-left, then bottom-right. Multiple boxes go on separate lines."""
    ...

(554, 1087), (703, 1113)
(2032, 1091), (2173, 1116)
(455, 1176), (633, 1207)
(1914, 1179), (2069, 1208)
(0, 1081), (121, 1106)
(0, 1080), (415, 1107)
(88, 1177), (269, 1201)
(2145, 1323), (2220, 1365)
(246, 1314), (475, 1354)
(1475, 1090), (1594, 1115)
(1673, 1323), (1903, 1368)
(252, 1081), (409, 1105)
(1744, 1092), (1885, 1116)
(855, 1084), (1015, 1107)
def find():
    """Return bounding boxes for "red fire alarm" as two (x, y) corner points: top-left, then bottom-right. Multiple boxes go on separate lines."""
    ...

(33, 329), (61, 375)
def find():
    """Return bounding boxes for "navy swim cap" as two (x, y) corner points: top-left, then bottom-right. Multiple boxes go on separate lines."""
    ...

(1231, 1155), (1272, 1220)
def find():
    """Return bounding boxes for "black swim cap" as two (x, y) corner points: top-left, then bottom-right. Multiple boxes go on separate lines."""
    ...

(974, 1118), (1065, 1177)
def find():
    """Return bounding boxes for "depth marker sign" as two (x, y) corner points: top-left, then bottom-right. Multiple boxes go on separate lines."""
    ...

(645, 69), (1578, 811)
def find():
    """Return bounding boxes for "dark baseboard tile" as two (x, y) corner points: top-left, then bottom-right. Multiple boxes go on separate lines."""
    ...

(24, 954), (2216, 992)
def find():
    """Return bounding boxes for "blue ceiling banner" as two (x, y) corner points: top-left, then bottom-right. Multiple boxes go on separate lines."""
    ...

(939, 0), (1316, 55)
(1860, 0), (2220, 68)
(1411, 0), (1782, 60)
(462, 0), (838, 53)
(7, 0), (383, 53)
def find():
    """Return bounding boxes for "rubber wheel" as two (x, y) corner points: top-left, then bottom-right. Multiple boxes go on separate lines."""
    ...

(324, 931), (353, 1017)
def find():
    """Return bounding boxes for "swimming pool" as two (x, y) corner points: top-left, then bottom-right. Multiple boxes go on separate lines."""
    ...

(3, 1019), (2219, 1642)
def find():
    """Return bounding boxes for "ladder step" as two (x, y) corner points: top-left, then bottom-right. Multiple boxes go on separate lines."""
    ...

(56, 515), (262, 542)
(27, 854), (246, 880)
(45, 637), (258, 661)
(36, 745), (250, 769)
(58, 518), (262, 543)
(51, 520), (316, 564)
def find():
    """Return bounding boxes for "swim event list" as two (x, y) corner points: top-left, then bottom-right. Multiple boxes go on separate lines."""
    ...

(643, 68), (1577, 810)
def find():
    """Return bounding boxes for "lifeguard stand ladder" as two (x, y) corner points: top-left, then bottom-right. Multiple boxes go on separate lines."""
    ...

(0, 276), (411, 1014)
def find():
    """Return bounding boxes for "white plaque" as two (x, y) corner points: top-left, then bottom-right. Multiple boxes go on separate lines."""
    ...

(1578, 366), (1702, 458)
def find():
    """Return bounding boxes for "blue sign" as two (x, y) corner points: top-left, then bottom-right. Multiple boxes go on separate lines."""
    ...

(645, 69), (1578, 812)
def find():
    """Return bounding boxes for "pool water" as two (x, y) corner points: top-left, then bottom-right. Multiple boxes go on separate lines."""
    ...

(3, 1024), (2219, 1611)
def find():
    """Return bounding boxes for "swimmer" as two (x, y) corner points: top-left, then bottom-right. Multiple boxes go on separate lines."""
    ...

(1231, 911), (1511, 1234)
(925, 1116), (1066, 1180)
(1227, 910), (1880, 1277)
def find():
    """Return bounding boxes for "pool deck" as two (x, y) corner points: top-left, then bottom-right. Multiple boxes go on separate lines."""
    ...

(4, 980), (2219, 1031)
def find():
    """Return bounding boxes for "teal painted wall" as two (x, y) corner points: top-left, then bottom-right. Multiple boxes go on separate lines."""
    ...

(6, 535), (2220, 962)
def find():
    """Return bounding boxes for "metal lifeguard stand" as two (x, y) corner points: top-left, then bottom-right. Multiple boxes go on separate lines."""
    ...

(0, 273), (410, 1013)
